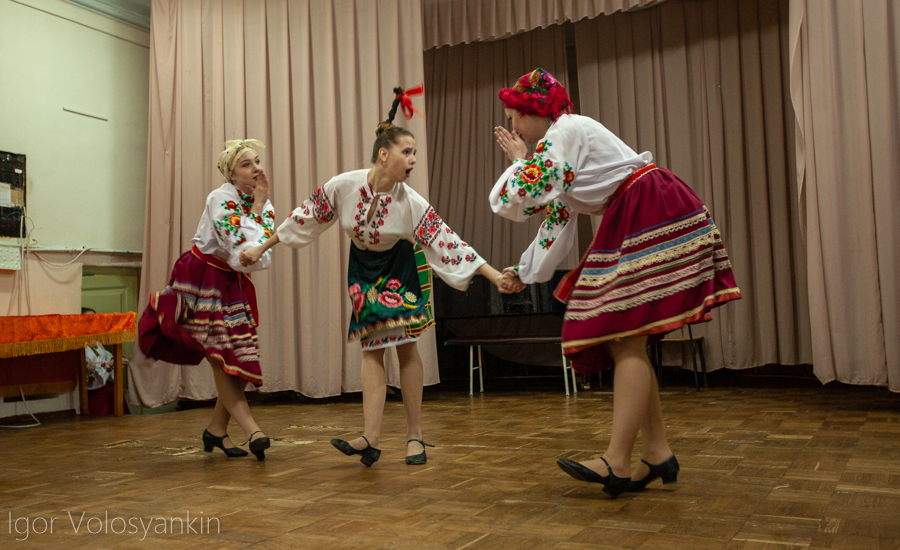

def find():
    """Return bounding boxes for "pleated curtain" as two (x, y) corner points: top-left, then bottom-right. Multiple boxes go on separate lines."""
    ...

(130, 0), (438, 407)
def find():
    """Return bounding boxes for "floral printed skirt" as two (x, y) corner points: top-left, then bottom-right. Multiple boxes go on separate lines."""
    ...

(137, 248), (263, 386)
(348, 240), (434, 350)
(557, 167), (741, 374)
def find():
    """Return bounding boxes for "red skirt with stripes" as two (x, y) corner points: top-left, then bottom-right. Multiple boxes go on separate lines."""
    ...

(137, 247), (263, 386)
(558, 166), (741, 374)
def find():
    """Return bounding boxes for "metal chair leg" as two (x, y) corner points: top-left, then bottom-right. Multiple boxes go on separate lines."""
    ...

(699, 337), (708, 388)
(562, 352), (570, 396)
(688, 325), (699, 392)
(477, 345), (484, 393)
(570, 358), (578, 394)
(469, 345), (474, 396)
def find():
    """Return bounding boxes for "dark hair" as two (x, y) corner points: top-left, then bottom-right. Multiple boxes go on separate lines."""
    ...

(370, 87), (415, 164)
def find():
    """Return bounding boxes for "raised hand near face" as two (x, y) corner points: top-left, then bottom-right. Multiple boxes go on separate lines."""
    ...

(493, 126), (528, 163)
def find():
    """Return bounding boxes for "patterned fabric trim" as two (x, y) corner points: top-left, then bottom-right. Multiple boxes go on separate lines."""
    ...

(360, 331), (419, 350)
(619, 209), (709, 250)
(348, 313), (433, 342)
(585, 211), (709, 262)
(208, 351), (263, 383)
(406, 244), (435, 337)
(579, 228), (717, 283)
(561, 288), (742, 352)
(573, 246), (714, 297)
(565, 268), (719, 319)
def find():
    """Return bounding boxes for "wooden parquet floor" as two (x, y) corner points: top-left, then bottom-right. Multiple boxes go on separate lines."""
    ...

(2, 386), (899, 549)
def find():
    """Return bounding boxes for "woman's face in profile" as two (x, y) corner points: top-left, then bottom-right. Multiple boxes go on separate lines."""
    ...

(231, 151), (262, 196)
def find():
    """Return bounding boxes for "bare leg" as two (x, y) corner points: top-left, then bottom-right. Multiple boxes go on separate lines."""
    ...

(206, 398), (236, 449)
(579, 336), (652, 478)
(631, 369), (674, 480)
(396, 342), (424, 456)
(347, 349), (386, 450)
(207, 357), (265, 443)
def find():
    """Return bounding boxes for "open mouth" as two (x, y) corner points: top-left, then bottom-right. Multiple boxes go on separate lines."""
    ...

(405, 168), (413, 177)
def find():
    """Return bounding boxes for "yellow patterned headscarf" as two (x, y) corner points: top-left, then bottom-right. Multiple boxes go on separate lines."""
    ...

(217, 139), (265, 183)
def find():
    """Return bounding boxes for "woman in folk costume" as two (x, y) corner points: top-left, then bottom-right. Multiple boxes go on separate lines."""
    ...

(138, 139), (274, 461)
(491, 69), (741, 497)
(241, 87), (516, 467)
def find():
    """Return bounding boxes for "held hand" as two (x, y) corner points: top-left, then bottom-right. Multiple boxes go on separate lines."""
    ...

(240, 246), (263, 267)
(494, 126), (529, 163)
(497, 269), (526, 294)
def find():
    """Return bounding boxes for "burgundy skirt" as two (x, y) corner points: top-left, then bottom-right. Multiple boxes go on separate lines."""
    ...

(558, 166), (741, 374)
(137, 247), (263, 386)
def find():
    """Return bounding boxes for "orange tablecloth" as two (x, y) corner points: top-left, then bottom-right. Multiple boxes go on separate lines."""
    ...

(0, 313), (136, 359)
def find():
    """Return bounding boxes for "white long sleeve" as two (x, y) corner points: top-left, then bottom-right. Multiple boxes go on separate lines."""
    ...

(489, 114), (652, 283)
(192, 183), (275, 273)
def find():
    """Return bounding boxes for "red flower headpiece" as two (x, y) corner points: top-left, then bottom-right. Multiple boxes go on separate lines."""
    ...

(498, 68), (573, 121)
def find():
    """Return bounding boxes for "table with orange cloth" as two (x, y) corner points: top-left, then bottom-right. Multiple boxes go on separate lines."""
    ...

(0, 313), (136, 416)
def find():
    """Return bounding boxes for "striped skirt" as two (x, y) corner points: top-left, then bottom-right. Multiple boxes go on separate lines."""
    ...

(137, 247), (263, 386)
(559, 166), (741, 374)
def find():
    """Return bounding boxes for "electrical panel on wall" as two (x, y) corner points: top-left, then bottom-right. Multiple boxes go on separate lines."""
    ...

(0, 151), (26, 270)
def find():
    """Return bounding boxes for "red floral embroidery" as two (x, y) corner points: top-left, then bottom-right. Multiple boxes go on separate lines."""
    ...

(414, 206), (444, 246)
(377, 291), (403, 308)
(309, 186), (335, 224)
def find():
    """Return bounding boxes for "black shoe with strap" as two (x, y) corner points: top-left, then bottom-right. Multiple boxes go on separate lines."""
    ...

(627, 455), (679, 492)
(405, 439), (435, 465)
(557, 456), (631, 498)
(242, 430), (270, 461)
(202, 429), (248, 458)
(331, 435), (381, 467)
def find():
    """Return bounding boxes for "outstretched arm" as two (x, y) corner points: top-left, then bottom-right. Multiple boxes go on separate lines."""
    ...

(477, 263), (525, 294)
(240, 233), (279, 267)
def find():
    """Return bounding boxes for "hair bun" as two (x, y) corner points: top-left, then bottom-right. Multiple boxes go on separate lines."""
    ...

(375, 121), (394, 136)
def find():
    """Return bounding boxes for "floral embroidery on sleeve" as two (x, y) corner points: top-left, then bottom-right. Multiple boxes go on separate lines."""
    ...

(215, 199), (249, 248)
(538, 201), (571, 250)
(563, 162), (574, 192)
(309, 186), (335, 224)
(504, 140), (562, 212)
(414, 206), (444, 246)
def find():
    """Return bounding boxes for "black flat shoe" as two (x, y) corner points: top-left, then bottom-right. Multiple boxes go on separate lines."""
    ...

(557, 456), (631, 498)
(331, 435), (381, 467)
(627, 455), (679, 492)
(405, 439), (435, 465)
(202, 429), (248, 458)
(242, 431), (270, 461)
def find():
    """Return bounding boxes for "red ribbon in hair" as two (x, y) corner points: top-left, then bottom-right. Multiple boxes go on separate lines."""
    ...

(397, 84), (426, 120)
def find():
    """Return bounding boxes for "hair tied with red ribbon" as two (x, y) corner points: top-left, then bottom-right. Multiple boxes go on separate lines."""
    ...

(394, 84), (426, 120)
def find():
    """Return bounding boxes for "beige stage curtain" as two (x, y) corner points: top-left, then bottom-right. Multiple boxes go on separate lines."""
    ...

(421, 0), (667, 49)
(129, 0), (438, 408)
(575, 0), (812, 372)
(789, 0), (900, 391)
(424, 25), (580, 270)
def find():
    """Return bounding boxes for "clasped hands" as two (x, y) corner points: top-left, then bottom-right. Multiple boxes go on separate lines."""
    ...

(239, 246), (263, 267)
(497, 266), (526, 294)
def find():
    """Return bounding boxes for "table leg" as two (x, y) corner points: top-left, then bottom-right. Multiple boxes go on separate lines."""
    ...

(80, 348), (89, 416)
(113, 343), (124, 416)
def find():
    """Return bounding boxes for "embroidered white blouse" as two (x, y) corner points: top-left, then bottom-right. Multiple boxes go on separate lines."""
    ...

(191, 183), (275, 273)
(276, 169), (486, 290)
(489, 114), (653, 284)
